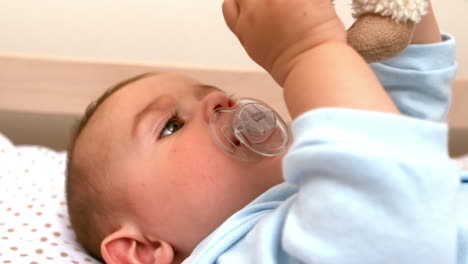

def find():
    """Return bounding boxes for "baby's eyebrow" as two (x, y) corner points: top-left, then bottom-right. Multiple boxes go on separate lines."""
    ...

(131, 84), (223, 140)
(131, 95), (170, 139)
(195, 84), (224, 98)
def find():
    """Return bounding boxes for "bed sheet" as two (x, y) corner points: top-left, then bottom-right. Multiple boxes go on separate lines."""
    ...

(0, 132), (100, 264)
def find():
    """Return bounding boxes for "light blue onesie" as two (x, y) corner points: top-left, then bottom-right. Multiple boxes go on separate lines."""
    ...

(184, 33), (466, 263)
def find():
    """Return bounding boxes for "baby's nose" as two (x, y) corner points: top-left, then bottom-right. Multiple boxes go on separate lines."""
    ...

(200, 91), (235, 123)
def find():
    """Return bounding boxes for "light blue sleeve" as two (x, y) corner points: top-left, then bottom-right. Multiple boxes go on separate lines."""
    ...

(281, 108), (459, 263)
(186, 35), (461, 264)
(370, 33), (457, 121)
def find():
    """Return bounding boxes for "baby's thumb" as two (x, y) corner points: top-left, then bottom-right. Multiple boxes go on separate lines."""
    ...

(222, 0), (240, 34)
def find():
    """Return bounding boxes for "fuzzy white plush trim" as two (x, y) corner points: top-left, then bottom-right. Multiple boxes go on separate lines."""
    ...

(352, 0), (428, 23)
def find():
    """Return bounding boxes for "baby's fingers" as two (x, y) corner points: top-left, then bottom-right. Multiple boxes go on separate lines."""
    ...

(222, 0), (240, 33)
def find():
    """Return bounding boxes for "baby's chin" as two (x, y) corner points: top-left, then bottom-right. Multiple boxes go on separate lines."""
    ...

(253, 155), (285, 185)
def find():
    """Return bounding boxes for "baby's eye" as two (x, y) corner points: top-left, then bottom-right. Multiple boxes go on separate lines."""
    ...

(160, 114), (184, 138)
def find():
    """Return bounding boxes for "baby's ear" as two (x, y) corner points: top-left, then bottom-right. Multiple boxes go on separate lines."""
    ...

(101, 225), (174, 264)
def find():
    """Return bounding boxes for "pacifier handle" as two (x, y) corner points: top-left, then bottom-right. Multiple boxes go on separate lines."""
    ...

(234, 103), (276, 144)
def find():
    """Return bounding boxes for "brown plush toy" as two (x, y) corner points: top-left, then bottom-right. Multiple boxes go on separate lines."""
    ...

(346, 0), (428, 63)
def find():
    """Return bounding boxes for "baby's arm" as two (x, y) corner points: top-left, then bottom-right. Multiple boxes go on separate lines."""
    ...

(371, 1), (457, 121)
(221, 1), (458, 263)
(222, 0), (399, 120)
(411, 1), (441, 44)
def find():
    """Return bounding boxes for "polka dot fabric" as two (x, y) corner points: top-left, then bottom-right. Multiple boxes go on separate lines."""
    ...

(0, 133), (101, 264)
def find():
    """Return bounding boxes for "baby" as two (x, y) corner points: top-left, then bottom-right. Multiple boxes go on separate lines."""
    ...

(66, 0), (462, 263)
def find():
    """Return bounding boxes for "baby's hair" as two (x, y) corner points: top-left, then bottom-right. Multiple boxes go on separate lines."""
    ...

(66, 72), (157, 261)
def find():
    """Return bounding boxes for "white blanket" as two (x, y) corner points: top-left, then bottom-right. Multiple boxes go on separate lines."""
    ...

(0, 133), (100, 264)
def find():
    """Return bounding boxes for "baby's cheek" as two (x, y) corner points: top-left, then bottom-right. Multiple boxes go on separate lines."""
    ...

(171, 135), (236, 190)
(176, 128), (224, 160)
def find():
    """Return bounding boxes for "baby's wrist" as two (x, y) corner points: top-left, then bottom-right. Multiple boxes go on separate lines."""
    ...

(267, 17), (347, 85)
(281, 41), (399, 119)
(270, 37), (347, 86)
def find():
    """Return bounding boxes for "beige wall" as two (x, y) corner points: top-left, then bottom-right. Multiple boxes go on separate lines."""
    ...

(0, 0), (467, 78)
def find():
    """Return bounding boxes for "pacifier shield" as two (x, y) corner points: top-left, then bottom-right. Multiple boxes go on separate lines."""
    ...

(210, 98), (291, 162)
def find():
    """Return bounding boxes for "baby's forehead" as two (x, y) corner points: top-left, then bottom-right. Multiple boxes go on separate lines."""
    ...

(73, 73), (224, 176)
(104, 74), (200, 108)
(79, 74), (202, 145)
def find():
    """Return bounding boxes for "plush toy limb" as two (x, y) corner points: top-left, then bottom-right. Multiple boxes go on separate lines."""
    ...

(347, 14), (415, 63)
(347, 0), (428, 63)
(352, 0), (428, 23)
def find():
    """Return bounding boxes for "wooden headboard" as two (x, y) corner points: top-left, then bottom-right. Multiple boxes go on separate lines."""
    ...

(0, 54), (287, 117)
(0, 54), (466, 155)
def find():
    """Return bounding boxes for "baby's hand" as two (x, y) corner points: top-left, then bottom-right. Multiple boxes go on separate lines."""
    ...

(222, 0), (346, 84)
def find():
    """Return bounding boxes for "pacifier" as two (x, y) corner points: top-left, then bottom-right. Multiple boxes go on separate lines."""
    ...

(209, 98), (291, 162)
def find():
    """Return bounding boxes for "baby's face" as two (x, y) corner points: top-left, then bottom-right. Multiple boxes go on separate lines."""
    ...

(77, 74), (284, 255)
